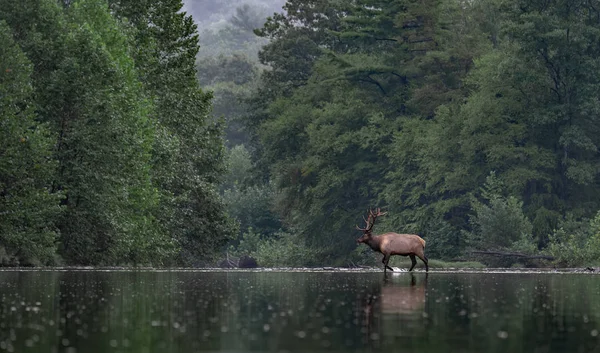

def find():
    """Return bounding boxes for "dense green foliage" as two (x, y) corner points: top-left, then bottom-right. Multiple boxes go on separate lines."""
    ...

(230, 0), (600, 266)
(3, 0), (600, 267)
(106, 0), (237, 265)
(0, 21), (62, 265)
(547, 213), (600, 266)
(0, 0), (234, 266)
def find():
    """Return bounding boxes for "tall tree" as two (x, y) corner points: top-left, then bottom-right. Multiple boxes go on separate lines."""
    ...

(0, 0), (170, 265)
(504, 0), (600, 242)
(0, 20), (62, 265)
(108, 0), (236, 264)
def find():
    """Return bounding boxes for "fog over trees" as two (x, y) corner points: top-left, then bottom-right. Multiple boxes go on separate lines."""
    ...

(182, 0), (285, 31)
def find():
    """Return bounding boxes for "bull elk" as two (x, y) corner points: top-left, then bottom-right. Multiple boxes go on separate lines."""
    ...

(356, 208), (428, 272)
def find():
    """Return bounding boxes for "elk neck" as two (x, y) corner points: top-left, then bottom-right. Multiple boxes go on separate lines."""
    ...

(365, 233), (383, 253)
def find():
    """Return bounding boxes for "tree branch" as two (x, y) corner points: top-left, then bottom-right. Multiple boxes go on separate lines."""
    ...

(358, 76), (387, 95)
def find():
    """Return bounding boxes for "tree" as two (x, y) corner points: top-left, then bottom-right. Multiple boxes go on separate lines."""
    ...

(409, 0), (600, 249)
(0, 20), (62, 265)
(108, 0), (236, 265)
(231, 4), (269, 32)
(54, 0), (169, 264)
(503, 0), (600, 242)
(221, 145), (281, 240)
(0, 0), (240, 266)
(1, 0), (171, 265)
(197, 54), (261, 147)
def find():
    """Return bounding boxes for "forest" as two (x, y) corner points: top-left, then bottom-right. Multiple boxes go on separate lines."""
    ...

(1, 0), (600, 267)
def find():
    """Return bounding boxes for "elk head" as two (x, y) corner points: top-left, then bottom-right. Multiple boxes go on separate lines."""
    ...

(356, 208), (387, 243)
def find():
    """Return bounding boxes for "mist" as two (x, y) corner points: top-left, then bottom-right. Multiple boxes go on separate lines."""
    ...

(181, 0), (286, 30)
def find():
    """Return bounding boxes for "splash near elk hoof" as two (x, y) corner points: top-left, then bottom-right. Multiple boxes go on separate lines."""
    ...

(356, 208), (428, 273)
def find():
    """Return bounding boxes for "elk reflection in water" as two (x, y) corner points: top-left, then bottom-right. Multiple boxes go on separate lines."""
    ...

(381, 273), (427, 315)
(362, 273), (428, 341)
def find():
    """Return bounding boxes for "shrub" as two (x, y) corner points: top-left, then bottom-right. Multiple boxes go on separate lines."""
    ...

(470, 196), (533, 249)
(222, 145), (282, 240)
(421, 218), (462, 260)
(546, 213), (600, 267)
(467, 193), (538, 267)
(230, 228), (322, 267)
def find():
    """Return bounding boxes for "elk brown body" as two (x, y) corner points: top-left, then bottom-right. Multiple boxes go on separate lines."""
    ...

(356, 208), (428, 272)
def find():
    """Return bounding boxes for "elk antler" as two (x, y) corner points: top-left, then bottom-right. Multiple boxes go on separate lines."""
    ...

(357, 208), (387, 232)
(370, 208), (387, 218)
(368, 208), (387, 230)
(356, 210), (372, 231)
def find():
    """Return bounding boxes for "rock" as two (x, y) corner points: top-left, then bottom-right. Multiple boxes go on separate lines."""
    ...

(238, 256), (258, 268)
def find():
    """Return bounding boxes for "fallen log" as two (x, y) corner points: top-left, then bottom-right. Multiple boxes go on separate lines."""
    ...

(470, 250), (555, 261)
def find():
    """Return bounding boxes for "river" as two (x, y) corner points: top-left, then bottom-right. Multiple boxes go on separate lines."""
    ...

(0, 269), (598, 352)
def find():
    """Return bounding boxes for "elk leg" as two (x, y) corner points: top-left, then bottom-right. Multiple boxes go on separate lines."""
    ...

(409, 254), (417, 271)
(417, 254), (429, 272)
(382, 255), (393, 272)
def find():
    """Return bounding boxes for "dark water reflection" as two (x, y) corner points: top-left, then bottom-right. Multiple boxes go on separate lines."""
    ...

(0, 270), (598, 352)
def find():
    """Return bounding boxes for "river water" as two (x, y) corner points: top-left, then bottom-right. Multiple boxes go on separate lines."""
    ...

(0, 269), (598, 352)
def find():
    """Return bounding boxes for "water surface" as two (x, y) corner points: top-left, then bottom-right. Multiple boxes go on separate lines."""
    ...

(0, 269), (598, 352)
